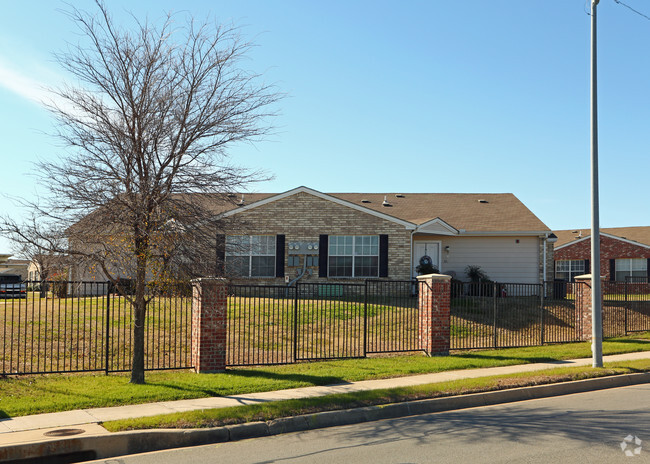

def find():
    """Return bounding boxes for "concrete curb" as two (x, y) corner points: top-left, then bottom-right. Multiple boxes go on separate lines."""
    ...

(2, 372), (650, 463)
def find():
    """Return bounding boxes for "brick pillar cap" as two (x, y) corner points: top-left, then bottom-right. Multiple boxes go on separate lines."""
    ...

(416, 273), (452, 282)
(574, 274), (605, 281)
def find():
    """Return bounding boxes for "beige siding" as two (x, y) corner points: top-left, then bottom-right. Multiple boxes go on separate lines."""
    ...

(421, 236), (540, 284)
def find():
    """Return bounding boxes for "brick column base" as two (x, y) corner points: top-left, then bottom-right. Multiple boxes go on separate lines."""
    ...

(574, 274), (604, 342)
(417, 273), (452, 356)
(191, 278), (227, 373)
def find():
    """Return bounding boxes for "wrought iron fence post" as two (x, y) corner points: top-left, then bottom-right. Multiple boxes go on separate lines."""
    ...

(624, 279), (628, 335)
(539, 282), (546, 345)
(293, 284), (299, 363)
(363, 281), (368, 357)
(493, 282), (498, 349)
(105, 282), (111, 375)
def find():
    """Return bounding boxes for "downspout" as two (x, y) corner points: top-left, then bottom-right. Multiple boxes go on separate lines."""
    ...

(543, 234), (547, 285)
(288, 256), (308, 287)
(410, 228), (417, 280)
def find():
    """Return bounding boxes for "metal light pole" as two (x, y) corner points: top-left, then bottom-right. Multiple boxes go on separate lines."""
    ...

(590, 0), (603, 368)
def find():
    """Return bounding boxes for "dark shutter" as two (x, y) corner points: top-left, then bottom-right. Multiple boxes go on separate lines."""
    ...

(647, 259), (650, 279)
(275, 235), (285, 278)
(584, 259), (590, 276)
(379, 234), (389, 278)
(609, 259), (616, 281)
(319, 235), (328, 278)
(215, 234), (226, 276)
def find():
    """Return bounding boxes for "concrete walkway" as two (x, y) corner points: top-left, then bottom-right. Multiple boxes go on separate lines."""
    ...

(2, 350), (650, 447)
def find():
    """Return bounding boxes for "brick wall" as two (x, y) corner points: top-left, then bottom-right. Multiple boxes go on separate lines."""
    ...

(555, 236), (650, 280)
(542, 238), (555, 283)
(417, 274), (451, 355)
(228, 192), (412, 284)
(191, 278), (227, 373)
(574, 276), (593, 341)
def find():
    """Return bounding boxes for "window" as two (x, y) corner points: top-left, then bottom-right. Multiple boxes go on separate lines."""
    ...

(225, 235), (276, 277)
(615, 258), (647, 282)
(328, 235), (378, 277)
(555, 260), (585, 282)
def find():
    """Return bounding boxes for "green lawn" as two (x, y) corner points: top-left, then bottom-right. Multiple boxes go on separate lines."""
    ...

(1, 335), (649, 418)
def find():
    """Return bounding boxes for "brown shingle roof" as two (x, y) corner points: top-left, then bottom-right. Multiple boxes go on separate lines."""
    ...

(215, 189), (550, 233)
(555, 227), (650, 248)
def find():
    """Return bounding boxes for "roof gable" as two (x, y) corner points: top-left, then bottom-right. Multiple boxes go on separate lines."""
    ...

(415, 218), (458, 235)
(216, 187), (550, 234)
(221, 186), (416, 228)
(554, 227), (650, 249)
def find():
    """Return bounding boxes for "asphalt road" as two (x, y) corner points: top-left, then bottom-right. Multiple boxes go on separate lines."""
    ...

(89, 384), (650, 463)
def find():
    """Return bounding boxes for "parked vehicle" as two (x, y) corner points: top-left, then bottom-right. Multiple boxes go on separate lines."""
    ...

(0, 274), (27, 299)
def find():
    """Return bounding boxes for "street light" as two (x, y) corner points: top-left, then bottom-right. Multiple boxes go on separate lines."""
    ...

(590, 0), (603, 368)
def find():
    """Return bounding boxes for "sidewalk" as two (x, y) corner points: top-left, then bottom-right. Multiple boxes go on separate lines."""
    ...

(2, 350), (650, 448)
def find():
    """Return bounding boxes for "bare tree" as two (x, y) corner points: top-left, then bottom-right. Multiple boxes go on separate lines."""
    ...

(1, 1), (280, 383)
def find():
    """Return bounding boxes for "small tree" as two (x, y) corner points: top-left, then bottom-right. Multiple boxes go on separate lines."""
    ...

(465, 265), (490, 283)
(2, 1), (280, 383)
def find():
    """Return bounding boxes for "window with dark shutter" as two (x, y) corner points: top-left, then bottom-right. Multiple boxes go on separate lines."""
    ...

(584, 259), (590, 275)
(319, 235), (328, 277)
(379, 234), (389, 278)
(275, 235), (285, 278)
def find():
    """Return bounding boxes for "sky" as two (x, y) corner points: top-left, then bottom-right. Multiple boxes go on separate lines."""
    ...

(1, 0), (650, 254)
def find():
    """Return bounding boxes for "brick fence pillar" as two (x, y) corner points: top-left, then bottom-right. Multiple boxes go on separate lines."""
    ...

(574, 274), (604, 342)
(417, 273), (452, 356)
(191, 278), (227, 373)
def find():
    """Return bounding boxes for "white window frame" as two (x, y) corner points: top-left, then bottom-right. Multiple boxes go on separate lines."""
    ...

(328, 235), (379, 278)
(555, 259), (585, 282)
(225, 235), (276, 278)
(615, 258), (647, 282)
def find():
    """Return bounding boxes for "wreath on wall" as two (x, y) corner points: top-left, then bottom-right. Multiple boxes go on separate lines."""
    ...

(416, 255), (439, 275)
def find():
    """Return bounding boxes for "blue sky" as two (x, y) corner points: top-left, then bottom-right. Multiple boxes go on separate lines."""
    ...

(1, 0), (650, 253)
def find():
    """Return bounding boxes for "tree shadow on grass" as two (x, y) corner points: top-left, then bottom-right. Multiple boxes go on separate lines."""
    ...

(151, 369), (347, 399)
(450, 352), (577, 365)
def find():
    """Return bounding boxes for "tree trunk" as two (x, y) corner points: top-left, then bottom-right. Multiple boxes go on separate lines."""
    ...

(130, 236), (148, 384)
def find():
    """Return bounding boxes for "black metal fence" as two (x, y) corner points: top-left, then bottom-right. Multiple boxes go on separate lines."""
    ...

(227, 279), (650, 365)
(226, 280), (418, 366)
(4, 279), (650, 374)
(0, 281), (192, 375)
(450, 281), (585, 350)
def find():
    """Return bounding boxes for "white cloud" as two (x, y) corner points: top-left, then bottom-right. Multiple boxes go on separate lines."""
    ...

(0, 59), (53, 106)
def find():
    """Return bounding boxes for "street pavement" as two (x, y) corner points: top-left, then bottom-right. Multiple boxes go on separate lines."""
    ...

(89, 383), (650, 464)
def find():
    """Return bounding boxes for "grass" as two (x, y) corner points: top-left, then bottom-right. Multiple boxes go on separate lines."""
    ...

(103, 358), (650, 432)
(1, 335), (649, 418)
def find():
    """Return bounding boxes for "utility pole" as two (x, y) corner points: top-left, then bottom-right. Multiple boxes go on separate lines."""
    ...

(591, 0), (603, 368)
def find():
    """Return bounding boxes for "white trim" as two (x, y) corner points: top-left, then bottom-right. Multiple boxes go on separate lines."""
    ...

(457, 231), (550, 237)
(414, 218), (459, 235)
(555, 232), (650, 251)
(221, 186), (416, 229)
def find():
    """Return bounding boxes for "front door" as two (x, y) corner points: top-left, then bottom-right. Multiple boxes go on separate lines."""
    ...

(413, 241), (441, 277)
